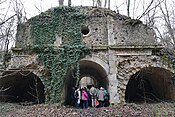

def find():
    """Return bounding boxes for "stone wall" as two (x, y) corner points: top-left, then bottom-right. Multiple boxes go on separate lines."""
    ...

(9, 55), (37, 69)
(15, 23), (32, 48)
(113, 19), (156, 45)
(117, 54), (174, 102)
(15, 7), (157, 49)
(8, 7), (175, 104)
(0, 51), (5, 69)
(83, 7), (156, 47)
(83, 9), (108, 47)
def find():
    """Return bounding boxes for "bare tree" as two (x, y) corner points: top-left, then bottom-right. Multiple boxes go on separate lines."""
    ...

(59, 0), (64, 6)
(97, 0), (102, 7)
(127, 0), (130, 17)
(108, 0), (110, 9)
(92, 0), (95, 6)
(140, 0), (175, 49)
(137, 0), (154, 19)
(0, 86), (11, 102)
(0, 0), (26, 68)
(158, 0), (175, 48)
(0, 87), (11, 92)
(68, 0), (71, 6)
(28, 77), (40, 104)
(103, 0), (107, 7)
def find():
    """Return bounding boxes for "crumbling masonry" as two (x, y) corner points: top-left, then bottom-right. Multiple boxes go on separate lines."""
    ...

(0, 7), (175, 104)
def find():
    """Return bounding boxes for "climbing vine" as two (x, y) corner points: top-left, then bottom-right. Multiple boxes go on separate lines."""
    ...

(29, 7), (90, 103)
(161, 48), (175, 70)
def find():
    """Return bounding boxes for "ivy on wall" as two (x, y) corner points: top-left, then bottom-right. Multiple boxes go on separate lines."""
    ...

(161, 48), (175, 70)
(29, 7), (90, 103)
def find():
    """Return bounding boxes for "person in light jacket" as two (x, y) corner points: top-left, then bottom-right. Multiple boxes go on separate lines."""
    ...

(97, 87), (105, 107)
(90, 85), (97, 107)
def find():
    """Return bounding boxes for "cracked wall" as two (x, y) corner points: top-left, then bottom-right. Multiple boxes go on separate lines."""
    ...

(2, 7), (175, 104)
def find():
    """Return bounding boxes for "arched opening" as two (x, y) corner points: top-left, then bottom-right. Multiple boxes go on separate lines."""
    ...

(79, 76), (96, 88)
(64, 60), (109, 105)
(125, 67), (175, 103)
(0, 70), (45, 104)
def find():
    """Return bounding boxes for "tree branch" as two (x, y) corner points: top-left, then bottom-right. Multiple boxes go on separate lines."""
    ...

(0, 14), (16, 25)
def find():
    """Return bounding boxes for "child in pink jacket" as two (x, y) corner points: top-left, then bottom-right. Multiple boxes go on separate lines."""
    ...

(81, 87), (89, 109)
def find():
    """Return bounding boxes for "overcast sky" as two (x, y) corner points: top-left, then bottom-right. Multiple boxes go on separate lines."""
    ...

(1, 0), (164, 27)
(21, 0), (119, 19)
(19, 0), (156, 20)
(1, 0), (156, 20)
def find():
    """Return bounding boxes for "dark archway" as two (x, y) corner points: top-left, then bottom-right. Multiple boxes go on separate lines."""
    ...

(64, 60), (109, 105)
(125, 67), (175, 103)
(0, 70), (45, 104)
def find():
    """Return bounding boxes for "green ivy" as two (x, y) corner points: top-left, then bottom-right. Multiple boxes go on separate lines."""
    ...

(161, 48), (175, 70)
(29, 7), (90, 103)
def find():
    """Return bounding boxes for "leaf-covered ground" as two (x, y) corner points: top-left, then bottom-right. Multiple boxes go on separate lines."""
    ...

(0, 102), (175, 117)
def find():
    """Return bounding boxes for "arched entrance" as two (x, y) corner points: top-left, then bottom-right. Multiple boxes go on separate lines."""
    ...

(79, 76), (96, 88)
(125, 67), (175, 103)
(0, 70), (45, 104)
(64, 59), (109, 105)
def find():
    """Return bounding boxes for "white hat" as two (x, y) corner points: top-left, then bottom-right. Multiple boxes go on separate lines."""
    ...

(100, 87), (104, 90)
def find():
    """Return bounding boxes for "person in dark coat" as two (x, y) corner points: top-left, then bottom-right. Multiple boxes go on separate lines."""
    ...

(70, 86), (76, 106)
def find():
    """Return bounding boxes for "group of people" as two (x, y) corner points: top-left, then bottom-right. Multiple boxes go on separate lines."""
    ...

(70, 85), (109, 109)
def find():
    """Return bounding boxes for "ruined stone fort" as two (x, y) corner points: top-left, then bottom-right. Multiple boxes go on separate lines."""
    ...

(0, 6), (175, 105)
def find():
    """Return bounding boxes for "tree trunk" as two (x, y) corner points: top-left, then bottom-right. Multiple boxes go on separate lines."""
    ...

(127, 0), (130, 17)
(108, 0), (110, 9)
(104, 0), (107, 8)
(68, 0), (71, 7)
(92, 0), (95, 6)
(97, 0), (101, 7)
(59, 0), (64, 6)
